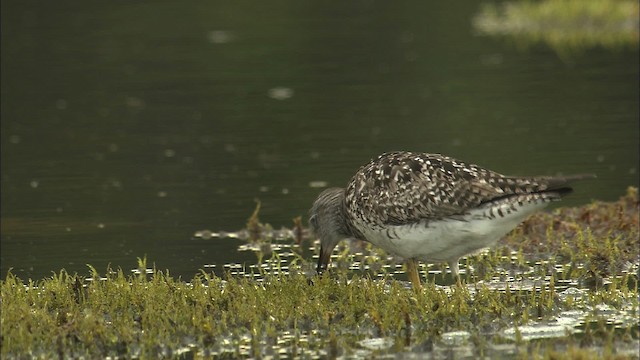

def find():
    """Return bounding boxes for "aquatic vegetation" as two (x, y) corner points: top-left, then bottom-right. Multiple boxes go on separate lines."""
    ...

(2, 189), (639, 358)
(473, 0), (639, 55)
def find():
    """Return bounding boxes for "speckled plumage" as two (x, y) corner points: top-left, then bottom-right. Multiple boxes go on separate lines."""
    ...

(310, 151), (595, 282)
(345, 152), (581, 227)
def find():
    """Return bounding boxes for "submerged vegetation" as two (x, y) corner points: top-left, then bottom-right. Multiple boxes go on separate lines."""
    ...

(2, 188), (639, 358)
(473, 0), (639, 55)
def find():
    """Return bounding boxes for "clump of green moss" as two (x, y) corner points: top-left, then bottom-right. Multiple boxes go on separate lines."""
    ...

(473, 0), (639, 54)
(504, 187), (639, 275)
(2, 190), (639, 358)
(2, 256), (638, 358)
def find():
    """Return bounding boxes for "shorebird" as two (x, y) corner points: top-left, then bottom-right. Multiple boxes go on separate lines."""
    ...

(309, 151), (595, 289)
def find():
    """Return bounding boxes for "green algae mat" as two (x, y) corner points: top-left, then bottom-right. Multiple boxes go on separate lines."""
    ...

(2, 188), (638, 359)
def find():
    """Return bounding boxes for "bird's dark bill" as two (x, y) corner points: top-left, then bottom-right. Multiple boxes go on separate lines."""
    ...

(317, 245), (331, 274)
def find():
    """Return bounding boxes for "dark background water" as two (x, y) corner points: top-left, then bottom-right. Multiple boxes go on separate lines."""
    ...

(2, 1), (638, 281)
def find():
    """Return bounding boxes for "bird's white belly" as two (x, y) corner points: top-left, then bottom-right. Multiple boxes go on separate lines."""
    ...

(355, 201), (548, 263)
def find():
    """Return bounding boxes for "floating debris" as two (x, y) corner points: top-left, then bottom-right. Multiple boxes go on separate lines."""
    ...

(292, 216), (304, 245)
(246, 199), (263, 242)
(267, 87), (294, 100)
(309, 180), (328, 188)
(207, 30), (234, 44)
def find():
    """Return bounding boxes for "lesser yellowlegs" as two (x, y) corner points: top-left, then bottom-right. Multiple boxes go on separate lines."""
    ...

(309, 151), (595, 288)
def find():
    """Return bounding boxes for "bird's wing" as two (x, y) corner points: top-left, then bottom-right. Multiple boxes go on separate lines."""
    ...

(345, 152), (592, 226)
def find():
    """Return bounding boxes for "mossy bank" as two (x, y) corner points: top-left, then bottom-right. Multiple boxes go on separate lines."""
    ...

(2, 188), (638, 359)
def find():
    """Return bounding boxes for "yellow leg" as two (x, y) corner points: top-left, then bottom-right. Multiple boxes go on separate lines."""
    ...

(406, 258), (421, 290)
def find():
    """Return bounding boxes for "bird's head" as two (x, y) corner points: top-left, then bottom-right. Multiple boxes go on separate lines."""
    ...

(309, 187), (351, 274)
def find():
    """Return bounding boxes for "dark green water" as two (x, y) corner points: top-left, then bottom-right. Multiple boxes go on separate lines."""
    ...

(2, 1), (638, 281)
